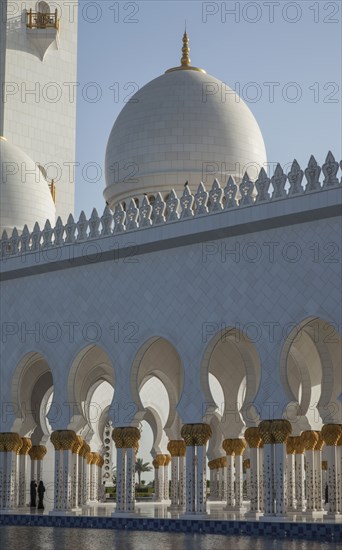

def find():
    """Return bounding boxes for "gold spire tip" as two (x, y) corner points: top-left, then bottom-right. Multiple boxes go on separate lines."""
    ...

(181, 30), (190, 67)
(165, 30), (206, 74)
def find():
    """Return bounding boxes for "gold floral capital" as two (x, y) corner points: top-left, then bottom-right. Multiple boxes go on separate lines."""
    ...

(80, 441), (90, 458)
(154, 454), (166, 467)
(321, 460), (328, 471)
(72, 435), (83, 455)
(258, 420), (273, 444)
(222, 439), (235, 456)
(164, 454), (171, 466)
(231, 438), (246, 456)
(50, 430), (78, 451)
(301, 430), (319, 451)
(244, 427), (263, 448)
(19, 437), (32, 455)
(271, 420), (292, 444)
(314, 432), (325, 451)
(112, 427), (141, 449)
(0, 432), (22, 453)
(180, 423), (212, 446)
(243, 459), (251, 469)
(286, 437), (296, 455)
(29, 445), (47, 460)
(167, 440), (186, 457)
(293, 435), (305, 454)
(219, 456), (227, 468)
(321, 424), (342, 446)
(86, 452), (98, 465)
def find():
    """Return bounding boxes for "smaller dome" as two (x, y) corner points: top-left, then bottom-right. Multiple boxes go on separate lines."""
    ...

(0, 136), (56, 234)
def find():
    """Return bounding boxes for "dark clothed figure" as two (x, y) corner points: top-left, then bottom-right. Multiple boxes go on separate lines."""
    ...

(37, 481), (45, 510)
(30, 480), (37, 507)
(325, 484), (329, 504)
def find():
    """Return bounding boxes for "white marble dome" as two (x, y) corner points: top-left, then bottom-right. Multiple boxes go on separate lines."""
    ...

(104, 53), (267, 208)
(0, 137), (56, 234)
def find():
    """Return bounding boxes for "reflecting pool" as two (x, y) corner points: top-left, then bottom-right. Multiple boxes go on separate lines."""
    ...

(0, 527), (340, 550)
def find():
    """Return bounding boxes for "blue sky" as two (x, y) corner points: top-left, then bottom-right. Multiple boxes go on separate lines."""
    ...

(75, 0), (341, 217)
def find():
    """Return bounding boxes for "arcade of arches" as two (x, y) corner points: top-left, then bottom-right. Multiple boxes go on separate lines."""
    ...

(0, 321), (341, 519)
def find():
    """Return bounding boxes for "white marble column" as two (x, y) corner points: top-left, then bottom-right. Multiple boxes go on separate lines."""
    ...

(294, 442), (305, 513)
(218, 459), (226, 500)
(29, 445), (47, 484)
(224, 449), (235, 510)
(152, 460), (160, 501)
(77, 441), (87, 507)
(115, 447), (125, 512)
(96, 457), (104, 501)
(196, 444), (206, 514)
(233, 440), (246, 512)
(125, 447), (135, 512)
(262, 442), (274, 515)
(259, 423), (275, 516)
(208, 463), (214, 500)
(286, 438), (296, 512)
(152, 454), (166, 501)
(80, 441), (89, 505)
(5, 451), (18, 509)
(163, 455), (171, 500)
(321, 424), (342, 518)
(0, 451), (5, 509)
(244, 459), (251, 501)
(302, 431), (319, 514)
(70, 448), (79, 509)
(259, 419), (292, 517)
(338, 438), (342, 514)
(18, 438), (32, 507)
(314, 445), (324, 512)
(185, 444), (195, 513)
(157, 462), (165, 501)
(170, 455), (179, 507)
(274, 441), (287, 516)
(181, 423), (211, 515)
(0, 434), (22, 510)
(50, 430), (79, 514)
(245, 428), (263, 517)
(179, 454), (186, 509)
(112, 427), (140, 514)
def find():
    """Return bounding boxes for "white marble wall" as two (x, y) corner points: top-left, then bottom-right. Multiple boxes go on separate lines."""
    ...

(3, 0), (78, 220)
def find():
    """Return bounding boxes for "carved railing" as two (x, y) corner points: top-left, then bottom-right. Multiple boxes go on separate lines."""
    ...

(26, 9), (59, 30)
(1, 152), (341, 260)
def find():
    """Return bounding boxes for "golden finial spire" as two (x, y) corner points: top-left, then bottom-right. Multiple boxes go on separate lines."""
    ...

(181, 30), (190, 67)
(165, 29), (206, 74)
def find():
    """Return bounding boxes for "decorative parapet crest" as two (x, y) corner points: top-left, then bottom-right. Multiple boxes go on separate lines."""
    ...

(1, 153), (341, 260)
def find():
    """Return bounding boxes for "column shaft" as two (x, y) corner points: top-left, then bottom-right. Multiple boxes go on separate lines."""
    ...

(263, 444), (274, 515)
(196, 445), (206, 514)
(125, 447), (135, 512)
(274, 443), (286, 515)
(185, 445), (195, 513)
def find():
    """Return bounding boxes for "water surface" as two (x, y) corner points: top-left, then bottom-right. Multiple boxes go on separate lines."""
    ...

(0, 527), (340, 550)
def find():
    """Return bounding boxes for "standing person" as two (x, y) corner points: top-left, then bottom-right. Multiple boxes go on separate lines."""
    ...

(37, 480), (46, 510)
(30, 480), (37, 508)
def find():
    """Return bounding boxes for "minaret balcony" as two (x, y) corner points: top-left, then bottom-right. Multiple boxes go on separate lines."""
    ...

(26, 9), (59, 30)
(26, 9), (59, 60)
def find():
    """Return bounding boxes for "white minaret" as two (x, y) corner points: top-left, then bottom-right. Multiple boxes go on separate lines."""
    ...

(0, 0), (78, 222)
